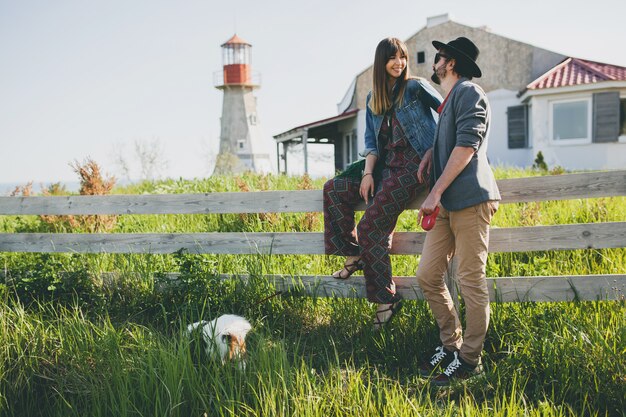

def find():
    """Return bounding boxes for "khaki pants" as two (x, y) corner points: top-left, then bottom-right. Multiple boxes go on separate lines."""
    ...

(416, 200), (498, 366)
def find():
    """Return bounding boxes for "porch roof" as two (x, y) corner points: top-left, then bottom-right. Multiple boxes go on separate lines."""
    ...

(273, 109), (358, 143)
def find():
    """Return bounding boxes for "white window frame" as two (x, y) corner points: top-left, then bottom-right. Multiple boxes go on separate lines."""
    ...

(549, 96), (592, 145)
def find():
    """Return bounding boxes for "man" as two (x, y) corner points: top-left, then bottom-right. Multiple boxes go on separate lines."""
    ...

(415, 37), (501, 386)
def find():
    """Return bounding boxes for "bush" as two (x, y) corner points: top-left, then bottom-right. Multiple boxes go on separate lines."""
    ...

(3, 253), (104, 310)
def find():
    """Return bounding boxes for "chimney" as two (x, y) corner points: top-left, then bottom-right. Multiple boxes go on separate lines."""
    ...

(427, 13), (450, 28)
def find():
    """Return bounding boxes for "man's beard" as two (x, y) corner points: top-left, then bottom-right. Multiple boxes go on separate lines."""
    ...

(431, 65), (446, 85)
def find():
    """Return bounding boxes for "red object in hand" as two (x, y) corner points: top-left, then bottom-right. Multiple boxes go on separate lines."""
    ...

(421, 206), (440, 231)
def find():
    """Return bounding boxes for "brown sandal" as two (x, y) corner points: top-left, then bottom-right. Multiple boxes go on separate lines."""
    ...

(332, 259), (363, 280)
(373, 301), (403, 330)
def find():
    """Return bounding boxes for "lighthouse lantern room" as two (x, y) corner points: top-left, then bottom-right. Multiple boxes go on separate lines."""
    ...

(221, 35), (251, 85)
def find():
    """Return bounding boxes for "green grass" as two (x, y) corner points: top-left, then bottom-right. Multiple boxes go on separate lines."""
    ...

(0, 169), (625, 416)
(1, 290), (623, 416)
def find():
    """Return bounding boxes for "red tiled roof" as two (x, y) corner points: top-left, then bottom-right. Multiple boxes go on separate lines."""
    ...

(526, 58), (626, 90)
(221, 34), (251, 47)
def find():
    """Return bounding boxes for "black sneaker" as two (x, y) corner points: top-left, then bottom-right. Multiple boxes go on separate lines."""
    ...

(433, 351), (483, 386)
(418, 345), (456, 378)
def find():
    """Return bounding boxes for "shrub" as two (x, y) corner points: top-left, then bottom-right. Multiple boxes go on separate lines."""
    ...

(40, 158), (118, 233)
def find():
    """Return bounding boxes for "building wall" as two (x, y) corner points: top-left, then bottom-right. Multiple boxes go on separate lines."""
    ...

(487, 89), (534, 167)
(528, 88), (626, 170)
(356, 109), (367, 157)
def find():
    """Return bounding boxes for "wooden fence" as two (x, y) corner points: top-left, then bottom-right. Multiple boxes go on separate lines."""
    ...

(1, 171), (625, 302)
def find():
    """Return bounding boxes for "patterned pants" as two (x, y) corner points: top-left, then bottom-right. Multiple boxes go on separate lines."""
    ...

(323, 167), (426, 304)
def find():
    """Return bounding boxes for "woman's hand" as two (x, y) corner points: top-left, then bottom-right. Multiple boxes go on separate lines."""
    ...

(360, 154), (378, 204)
(360, 174), (375, 204)
(417, 148), (433, 184)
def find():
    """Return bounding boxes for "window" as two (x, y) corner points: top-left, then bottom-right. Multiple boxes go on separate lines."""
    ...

(417, 51), (425, 64)
(619, 98), (626, 136)
(237, 140), (245, 150)
(340, 131), (359, 169)
(551, 98), (591, 143)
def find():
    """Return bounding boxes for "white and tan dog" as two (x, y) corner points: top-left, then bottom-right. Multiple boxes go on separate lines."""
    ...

(187, 314), (252, 369)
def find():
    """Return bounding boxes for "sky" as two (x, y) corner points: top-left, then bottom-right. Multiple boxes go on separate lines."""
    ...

(1, 0), (625, 190)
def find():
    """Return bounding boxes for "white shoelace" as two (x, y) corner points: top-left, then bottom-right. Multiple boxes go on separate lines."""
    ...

(443, 351), (462, 376)
(429, 346), (447, 366)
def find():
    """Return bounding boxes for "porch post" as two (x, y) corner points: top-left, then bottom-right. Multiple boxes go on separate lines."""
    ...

(283, 142), (288, 174)
(302, 128), (309, 174)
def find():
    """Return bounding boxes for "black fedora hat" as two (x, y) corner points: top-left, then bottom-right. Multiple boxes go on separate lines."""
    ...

(432, 37), (482, 78)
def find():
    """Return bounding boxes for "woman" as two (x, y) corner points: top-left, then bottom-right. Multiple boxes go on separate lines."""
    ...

(323, 37), (442, 329)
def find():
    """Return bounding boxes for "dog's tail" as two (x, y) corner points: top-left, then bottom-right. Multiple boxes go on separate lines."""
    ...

(186, 320), (209, 334)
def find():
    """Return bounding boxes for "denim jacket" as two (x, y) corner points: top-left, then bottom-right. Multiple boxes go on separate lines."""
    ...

(361, 78), (442, 159)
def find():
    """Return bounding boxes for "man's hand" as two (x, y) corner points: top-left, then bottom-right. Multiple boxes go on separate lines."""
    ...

(417, 148), (433, 184)
(359, 174), (375, 204)
(417, 190), (441, 225)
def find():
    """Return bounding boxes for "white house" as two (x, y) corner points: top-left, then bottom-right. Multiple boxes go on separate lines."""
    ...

(273, 14), (626, 174)
(510, 58), (626, 170)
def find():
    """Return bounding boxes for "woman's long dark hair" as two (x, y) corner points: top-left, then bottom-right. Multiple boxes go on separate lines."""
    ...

(370, 37), (410, 115)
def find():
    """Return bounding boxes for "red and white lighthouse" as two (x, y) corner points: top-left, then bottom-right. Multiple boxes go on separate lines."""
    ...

(213, 34), (272, 174)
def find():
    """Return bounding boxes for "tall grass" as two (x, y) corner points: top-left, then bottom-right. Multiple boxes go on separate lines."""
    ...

(1, 169), (625, 416)
(1, 291), (623, 416)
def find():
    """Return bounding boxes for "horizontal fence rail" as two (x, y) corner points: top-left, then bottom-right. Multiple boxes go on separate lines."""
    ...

(1, 170), (625, 215)
(6, 272), (621, 302)
(216, 274), (626, 302)
(1, 222), (625, 254)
